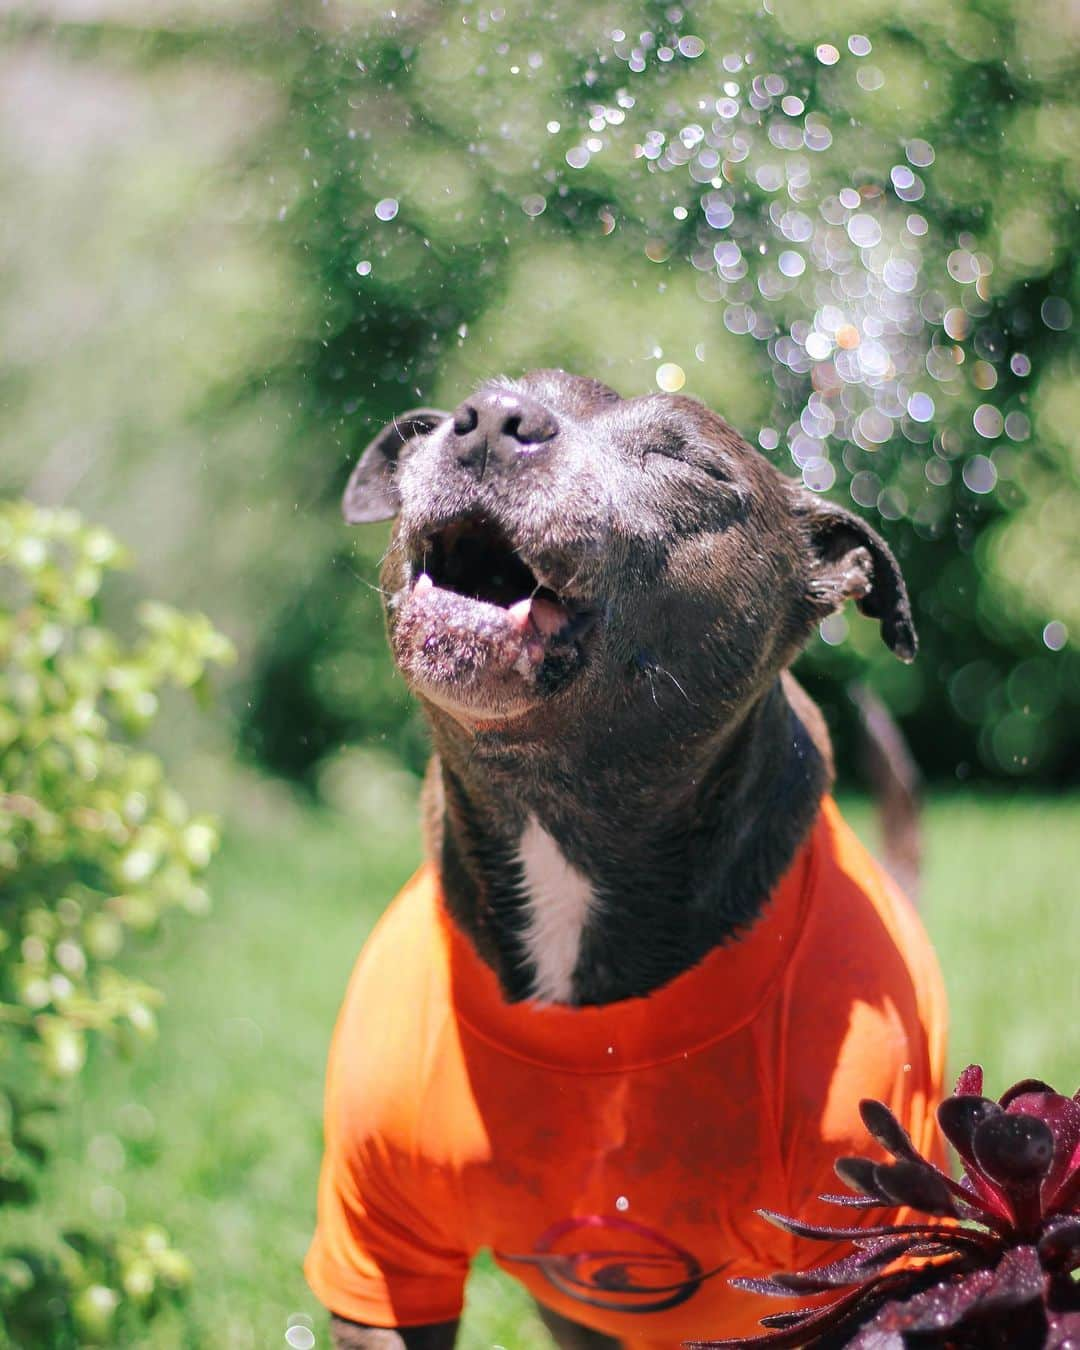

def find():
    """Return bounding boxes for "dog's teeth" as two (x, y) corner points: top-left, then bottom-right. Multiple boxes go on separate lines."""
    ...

(414, 573), (434, 596)
(507, 598), (533, 631)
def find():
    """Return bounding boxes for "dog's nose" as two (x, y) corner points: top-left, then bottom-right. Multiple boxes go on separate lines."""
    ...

(450, 391), (558, 478)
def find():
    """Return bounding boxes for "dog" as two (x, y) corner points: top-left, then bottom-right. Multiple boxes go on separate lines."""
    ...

(306, 371), (947, 1350)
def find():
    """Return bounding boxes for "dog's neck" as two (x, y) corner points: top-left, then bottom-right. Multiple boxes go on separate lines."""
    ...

(422, 675), (831, 1006)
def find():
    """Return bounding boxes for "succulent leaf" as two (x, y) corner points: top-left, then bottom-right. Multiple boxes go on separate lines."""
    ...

(870, 1160), (959, 1216)
(695, 1067), (1080, 1348)
(834, 1156), (892, 1201)
(858, 1100), (920, 1163)
(955, 1064), (986, 1097)
(1044, 1310), (1080, 1349)
(972, 1112), (1055, 1187)
(1001, 1081), (1060, 1109)
(1037, 1217), (1080, 1267)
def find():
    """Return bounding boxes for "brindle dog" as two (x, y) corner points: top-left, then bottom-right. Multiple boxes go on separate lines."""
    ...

(326, 370), (917, 1350)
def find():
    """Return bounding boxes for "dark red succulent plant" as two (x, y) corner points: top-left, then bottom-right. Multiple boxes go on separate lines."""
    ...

(689, 1066), (1080, 1349)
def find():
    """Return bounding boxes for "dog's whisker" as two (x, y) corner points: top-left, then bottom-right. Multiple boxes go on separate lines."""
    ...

(379, 536), (408, 569)
(656, 664), (694, 706)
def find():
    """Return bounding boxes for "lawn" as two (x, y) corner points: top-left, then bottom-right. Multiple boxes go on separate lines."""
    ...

(18, 784), (1080, 1349)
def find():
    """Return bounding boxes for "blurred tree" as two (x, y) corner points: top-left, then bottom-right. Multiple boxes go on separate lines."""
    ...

(0, 0), (1078, 786)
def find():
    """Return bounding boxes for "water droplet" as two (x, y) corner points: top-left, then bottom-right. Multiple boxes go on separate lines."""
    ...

(565, 146), (590, 169)
(1010, 352), (1032, 377)
(905, 139), (936, 168)
(285, 1329), (316, 1350)
(973, 404), (1004, 439)
(374, 198), (399, 222)
(758, 427), (780, 450)
(703, 196), (734, 229)
(820, 612), (849, 644)
(521, 194), (546, 217)
(962, 454), (997, 494)
(1043, 621), (1068, 651)
(1041, 296), (1073, 331)
(546, 119), (561, 134)
(615, 1195), (630, 1211)
(847, 215), (883, 248)
(856, 66), (885, 92)
(656, 362), (686, 392)
(678, 35), (705, 58)
(1004, 411), (1030, 441)
(908, 392), (935, 422)
(778, 250), (806, 278)
(890, 165), (916, 193)
(926, 458), (951, 486)
(803, 458), (836, 491)
(883, 257), (917, 293)
(947, 249), (979, 284)
(858, 408), (894, 444)
(755, 164), (784, 192)
(815, 43), (840, 66)
(847, 34), (872, 56)
(943, 307), (969, 341)
(805, 331), (832, 360)
(355, 260), (372, 276)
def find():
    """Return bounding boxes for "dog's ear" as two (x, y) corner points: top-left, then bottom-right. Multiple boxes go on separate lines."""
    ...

(795, 491), (917, 662)
(342, 409), (449, 524)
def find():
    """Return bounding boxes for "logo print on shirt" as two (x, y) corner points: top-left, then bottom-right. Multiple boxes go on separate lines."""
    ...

(501, 1215), (728, 1314)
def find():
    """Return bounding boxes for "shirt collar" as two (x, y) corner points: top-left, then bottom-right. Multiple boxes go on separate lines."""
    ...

(436, 802), (825, 1073)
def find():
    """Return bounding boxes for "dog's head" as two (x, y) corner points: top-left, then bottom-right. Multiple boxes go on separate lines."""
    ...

(343, 370), (915, 748)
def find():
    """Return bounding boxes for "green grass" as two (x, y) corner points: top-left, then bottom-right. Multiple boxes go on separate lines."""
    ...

(16, 786), (1080, 1349)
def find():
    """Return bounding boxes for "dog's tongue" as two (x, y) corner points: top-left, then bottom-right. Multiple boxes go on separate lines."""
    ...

(507, 596), (568, 638)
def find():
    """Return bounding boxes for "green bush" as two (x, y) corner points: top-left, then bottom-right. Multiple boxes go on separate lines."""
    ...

(0, 500), (233, 1348)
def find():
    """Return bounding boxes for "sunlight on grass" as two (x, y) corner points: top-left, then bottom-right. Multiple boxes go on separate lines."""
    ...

(19, 789), (1078, 1349)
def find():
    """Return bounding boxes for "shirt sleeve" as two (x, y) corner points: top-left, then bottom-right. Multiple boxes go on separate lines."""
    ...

(304, 920), (473, 1330)
(304, 1122), (470, 1329)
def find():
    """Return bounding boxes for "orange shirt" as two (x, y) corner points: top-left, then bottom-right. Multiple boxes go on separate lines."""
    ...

(305, 798), (947, 1348)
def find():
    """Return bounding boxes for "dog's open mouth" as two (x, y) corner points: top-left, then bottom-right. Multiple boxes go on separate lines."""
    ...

(392, 515), (599, 716)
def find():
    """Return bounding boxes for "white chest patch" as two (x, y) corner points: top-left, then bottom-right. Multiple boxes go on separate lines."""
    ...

(516, 815), (599, 1004)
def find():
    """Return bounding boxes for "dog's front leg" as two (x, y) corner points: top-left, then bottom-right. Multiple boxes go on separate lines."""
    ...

(330, 1315), (458, 1349)
(535, 1303), (623, 1350)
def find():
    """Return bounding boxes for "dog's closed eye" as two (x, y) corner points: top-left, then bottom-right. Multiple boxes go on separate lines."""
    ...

(638, 441), (750, 518)
(639, 436), (730, 476)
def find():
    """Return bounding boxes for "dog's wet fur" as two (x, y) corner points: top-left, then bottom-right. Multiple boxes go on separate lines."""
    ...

(331, 369), (917, 1349)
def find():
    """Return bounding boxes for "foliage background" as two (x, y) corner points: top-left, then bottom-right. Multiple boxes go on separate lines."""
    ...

(3, 0), (1080, 792)
(0, 1), (1078, 1347)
